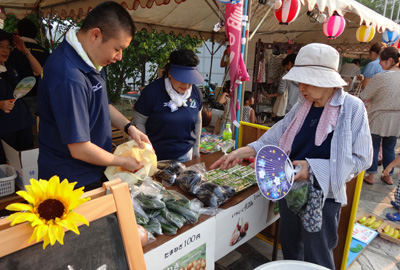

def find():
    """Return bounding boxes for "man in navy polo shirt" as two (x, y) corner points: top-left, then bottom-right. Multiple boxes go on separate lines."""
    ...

(37, 1), (150, 189)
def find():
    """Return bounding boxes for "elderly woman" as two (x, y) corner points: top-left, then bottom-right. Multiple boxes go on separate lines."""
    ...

(361, 46), (400, 185)
(211, 43), (372, 269)
(132, 49), (203, 162)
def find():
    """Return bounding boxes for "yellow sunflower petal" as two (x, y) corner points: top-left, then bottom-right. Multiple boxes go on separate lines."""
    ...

(31, 217), (44, 227)
(29, 179), (45, 200)
(42, 234), (50, 249)
(6, 202), (33, 212)
(36, 224), (49, 241)
(67, 212), (89, 226)
(55, 226), (65, 245)
(47, 224), (58, 245)
(8, 212), (39, 226)
(29, 226), (40, 243)
(47, 176), (60, 198)
(15, 190), (35, 205)
(67, 219), (80, 235)
(56, 218), (69, 229)
(38, 179), (48, 192)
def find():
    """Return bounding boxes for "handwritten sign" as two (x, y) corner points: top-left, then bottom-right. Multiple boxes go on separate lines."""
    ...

(352, 223), (378, 244)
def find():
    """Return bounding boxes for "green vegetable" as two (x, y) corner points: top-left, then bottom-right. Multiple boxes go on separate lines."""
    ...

(349, 244), (363, 253)
(136, 193), (166, 211)
(160, 207), (186, 228)
(285, 180), (309, 214)
(166, 201), (199, 223)
(143, 217), (163, 235)
(155, 214), (178, 235)
(135, 212), (149, 225)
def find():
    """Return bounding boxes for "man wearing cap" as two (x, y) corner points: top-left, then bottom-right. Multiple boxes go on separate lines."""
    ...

(37, 2), (151, 189)
(132, 49), (204, 162)
(211, 43), (372, 269)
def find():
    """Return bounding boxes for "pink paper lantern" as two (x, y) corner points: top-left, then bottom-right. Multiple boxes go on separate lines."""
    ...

(323, 14), (346, 39)
(275, 0), (301, 25)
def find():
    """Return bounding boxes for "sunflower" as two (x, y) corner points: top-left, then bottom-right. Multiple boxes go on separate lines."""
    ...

(6, 176), (90, 249)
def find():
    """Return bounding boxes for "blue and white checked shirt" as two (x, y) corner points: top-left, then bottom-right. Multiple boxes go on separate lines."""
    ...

(249, 89), (373, 205)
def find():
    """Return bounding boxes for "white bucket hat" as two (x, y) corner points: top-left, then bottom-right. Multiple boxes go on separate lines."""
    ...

(282, 43), (347, 88)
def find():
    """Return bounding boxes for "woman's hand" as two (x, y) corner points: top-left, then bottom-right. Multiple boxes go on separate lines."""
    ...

(12, 35), (29, 55)
(383, 164), (394, 176)
(0, 100), (14, 113)
(293, 160), (309, 181)
(210, 151), (241, 169)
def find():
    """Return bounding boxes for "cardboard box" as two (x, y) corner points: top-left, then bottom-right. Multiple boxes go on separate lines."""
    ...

(1, 140), (38, 190)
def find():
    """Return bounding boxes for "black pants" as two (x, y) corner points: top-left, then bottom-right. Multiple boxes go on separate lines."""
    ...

(0, 127), (34, 164)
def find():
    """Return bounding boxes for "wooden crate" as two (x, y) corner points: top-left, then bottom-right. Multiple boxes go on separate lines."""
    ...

(355, 212), (384, 230)
(378, 220), (400, 244)
(112, 128), (129, 152)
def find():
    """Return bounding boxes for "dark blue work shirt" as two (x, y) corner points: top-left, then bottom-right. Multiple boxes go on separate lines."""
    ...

(0, 64), (34, 136)
(289, 105), (333, 161)
(37, 39), (112, 187)
(134, 78), (202, 160)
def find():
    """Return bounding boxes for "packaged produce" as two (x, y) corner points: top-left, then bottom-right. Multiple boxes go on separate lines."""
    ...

(136, 193), (166, 211)
(155, 214), (178, 235)
(165, 201), (200, 224)
(131, 197), (150, 225)
(155, 169), (177, 185)
(195, 182), (235, 208)
(162, 189), (191, 208)
(157, 160), (186, 174)
(160, 207), (186, 228)
(176, 169), (205, 194)
(285, 180), (309, 214)
(143, 217), (163, 235)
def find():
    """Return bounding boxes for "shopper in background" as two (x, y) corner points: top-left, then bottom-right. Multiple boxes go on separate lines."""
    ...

(360, 46), (400, 186)
(0, 29), (42, 163)
(132, 49), (203, 162)
(37, 2), (150, 189)
(211, 43), (372, 269)
(340, 59), (361, 77)
(242, 91), (255, 123)
(8, 18), (50, 115)
(361, 42), (386, 89)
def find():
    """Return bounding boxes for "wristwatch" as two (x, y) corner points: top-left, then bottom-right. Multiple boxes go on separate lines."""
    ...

(124, 122), (134, 135)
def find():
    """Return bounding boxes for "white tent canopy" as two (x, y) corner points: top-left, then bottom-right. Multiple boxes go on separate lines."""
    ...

(0, 0), (399, 46)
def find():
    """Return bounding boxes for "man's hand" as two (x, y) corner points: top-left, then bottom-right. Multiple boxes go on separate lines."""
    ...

(121, 156), (144, 172)
(127, 125), (151, 149)
(0, 100), (14, 113)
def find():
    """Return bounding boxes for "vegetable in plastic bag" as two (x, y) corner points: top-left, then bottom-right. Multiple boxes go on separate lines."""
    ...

(143, 217), (163, 235)
(162, 189), (190, 208)
(155, 169), (177, 185)
(165, 201), (200, 224)
(131, 197), (150, 225)
(136, 192), (166, 211)
(176, 169), (204, 194)
(160, 207), (186, 228)
(285, 180), (309, 214)
(157, 160), (186, 174)
(194, 182), (235, 208)
(154, 213), (178, 235)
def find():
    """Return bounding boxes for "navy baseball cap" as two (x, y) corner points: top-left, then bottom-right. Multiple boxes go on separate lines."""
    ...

(169, 64), (204, 85)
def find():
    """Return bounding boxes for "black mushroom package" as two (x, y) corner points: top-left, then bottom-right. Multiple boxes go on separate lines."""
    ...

(175, 169), (235, 208)
(155, 160), (186, 185)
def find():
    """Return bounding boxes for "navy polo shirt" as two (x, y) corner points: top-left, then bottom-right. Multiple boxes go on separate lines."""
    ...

(37, 39), (112, 187)
(0, 65), (34, 136)
(134, 78), (202, 160)
(289, 105), (333, 161)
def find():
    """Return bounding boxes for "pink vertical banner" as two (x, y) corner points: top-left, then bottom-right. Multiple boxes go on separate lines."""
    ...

(225, 0), (249, 121)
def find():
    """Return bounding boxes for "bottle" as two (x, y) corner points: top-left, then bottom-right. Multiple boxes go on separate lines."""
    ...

(222, 123), (232, 141)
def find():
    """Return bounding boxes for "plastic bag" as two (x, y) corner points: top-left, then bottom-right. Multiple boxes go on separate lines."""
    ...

(143, 217), (163, 235)
(131, 197), (150, 225)
(175, 169), (205, 194)
(190, 198), (220, 216)
(155, 169), (177, 186)
(285, 180), (309, 214)
(162, 189), (191, 208)
(165, 201), (200, 224)
(105, 141), (157, 185)
(160, 207), (186, 228)
(195, 182), (235, 208)
(157, 160), (186, 174)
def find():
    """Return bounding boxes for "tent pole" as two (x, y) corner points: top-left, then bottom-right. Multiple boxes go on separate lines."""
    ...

(249, 7), (272, 41)
(235, 0), (250, 148)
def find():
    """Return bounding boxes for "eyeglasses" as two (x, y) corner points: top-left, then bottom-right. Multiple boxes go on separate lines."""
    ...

(0, 45), (13, 51)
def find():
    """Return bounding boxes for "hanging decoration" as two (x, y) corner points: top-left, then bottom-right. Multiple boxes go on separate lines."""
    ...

(322, 13), (346, 39)
(392, 38), (400, 49)
(381, 29), (399, 46)
(218, 0), (241, 3)
(274, 0), (301, 25)
(356, 25), (375, 43)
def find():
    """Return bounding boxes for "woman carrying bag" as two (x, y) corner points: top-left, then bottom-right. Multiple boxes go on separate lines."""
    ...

(210, 43), (372, 269)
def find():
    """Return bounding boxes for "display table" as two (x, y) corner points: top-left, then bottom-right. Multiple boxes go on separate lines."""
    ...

(143, 152), (279, 269)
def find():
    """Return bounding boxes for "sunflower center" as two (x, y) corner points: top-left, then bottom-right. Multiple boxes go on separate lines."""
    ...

(38, 199), (65, 221)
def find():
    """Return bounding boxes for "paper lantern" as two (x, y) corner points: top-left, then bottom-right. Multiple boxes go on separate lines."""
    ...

(381, 29), (399, 46)
(392, 38), (400, 49)
(323, 14), (346, 39)
(356, 25), (375, 43)
(218, 0), (240, 3)
(274, 0), (301, 25)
